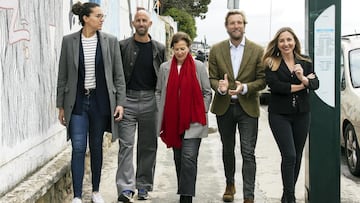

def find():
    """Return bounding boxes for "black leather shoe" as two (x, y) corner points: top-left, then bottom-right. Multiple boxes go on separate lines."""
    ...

(180, 195), (192, 203)
(281, 193), (296, 203)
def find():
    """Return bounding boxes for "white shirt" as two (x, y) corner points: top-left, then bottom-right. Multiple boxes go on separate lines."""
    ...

(229, 38), (248, 96)
(229, 39), (245, 78)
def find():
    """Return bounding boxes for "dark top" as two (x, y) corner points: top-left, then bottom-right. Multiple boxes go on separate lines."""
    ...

(74, 32), (110, 116)
(119, 35), (166, 91)
(265, 57), (319, 114)
(128, 41), (156, 90)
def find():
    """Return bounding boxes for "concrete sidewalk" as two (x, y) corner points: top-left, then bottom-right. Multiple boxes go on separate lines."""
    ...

(3, 105), (359, 203)
(79, 107), (303, 203)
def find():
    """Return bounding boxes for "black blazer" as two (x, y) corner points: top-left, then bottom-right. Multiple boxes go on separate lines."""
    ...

(265, 57), (319, 114)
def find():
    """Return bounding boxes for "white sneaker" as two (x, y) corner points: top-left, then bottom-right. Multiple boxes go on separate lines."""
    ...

(72, 197), (82, 203)
(92, 192), (105, 203)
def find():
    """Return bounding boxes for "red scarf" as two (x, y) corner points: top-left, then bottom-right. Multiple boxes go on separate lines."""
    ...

(160, 53), (206, 149)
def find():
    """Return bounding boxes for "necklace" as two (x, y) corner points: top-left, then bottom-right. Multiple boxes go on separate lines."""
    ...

(283, 58), (295, 73)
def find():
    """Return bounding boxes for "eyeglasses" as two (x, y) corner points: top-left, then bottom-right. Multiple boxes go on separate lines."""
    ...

(93, 14), (106, 20)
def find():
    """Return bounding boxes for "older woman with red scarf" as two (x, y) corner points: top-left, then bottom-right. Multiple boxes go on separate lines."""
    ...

(155, 32), (212, 203)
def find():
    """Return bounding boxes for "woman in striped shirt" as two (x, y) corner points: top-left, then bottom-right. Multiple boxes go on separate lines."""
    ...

(56, 2), (126, 203)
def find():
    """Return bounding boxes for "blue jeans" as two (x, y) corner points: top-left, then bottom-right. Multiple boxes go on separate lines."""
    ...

(69, 95), (109, 198)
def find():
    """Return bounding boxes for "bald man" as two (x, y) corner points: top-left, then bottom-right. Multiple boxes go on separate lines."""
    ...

(115, 9), (166, 203)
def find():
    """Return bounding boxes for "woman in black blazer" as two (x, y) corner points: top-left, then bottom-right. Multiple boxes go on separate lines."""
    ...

(262, 27), (319, 203)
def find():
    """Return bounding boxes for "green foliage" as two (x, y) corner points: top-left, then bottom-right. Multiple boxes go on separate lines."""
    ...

(160, 0), (211, 18)
(159, 0), (211, 40)
(164, 8), (197, 40)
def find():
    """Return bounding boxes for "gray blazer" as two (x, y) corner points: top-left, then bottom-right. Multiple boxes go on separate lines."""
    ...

(56, 30), (126, 140)
(155, 59), (212, 139)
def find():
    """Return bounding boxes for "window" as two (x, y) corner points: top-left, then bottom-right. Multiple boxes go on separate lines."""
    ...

(341, 50), (346, 90)
(349, 49), (360, 88)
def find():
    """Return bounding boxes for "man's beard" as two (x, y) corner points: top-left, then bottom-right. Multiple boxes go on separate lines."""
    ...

(136, 28), (148, 36)
(228, 30), (244, 41)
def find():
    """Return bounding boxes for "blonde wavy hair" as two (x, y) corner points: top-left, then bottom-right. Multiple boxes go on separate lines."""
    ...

(262, 27), (311, 71)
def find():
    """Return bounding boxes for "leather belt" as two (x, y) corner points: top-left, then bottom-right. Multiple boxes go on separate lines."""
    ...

(84, 88), (95, 96)
(230, 98), (239, 104)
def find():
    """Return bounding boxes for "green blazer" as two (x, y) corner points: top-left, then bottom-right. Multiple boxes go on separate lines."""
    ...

(208, 38), (266, 117)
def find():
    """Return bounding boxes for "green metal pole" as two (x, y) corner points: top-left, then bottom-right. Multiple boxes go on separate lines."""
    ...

(305, 0), (341, 202)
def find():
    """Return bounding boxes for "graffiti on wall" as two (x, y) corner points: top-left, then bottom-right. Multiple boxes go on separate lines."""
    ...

(0, 0), (61, 148)
(0, 0), (70, 195)
(0, 0), (30, 44)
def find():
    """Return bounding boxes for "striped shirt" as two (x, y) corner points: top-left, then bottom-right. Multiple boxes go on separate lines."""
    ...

(82, 34), (97, 89)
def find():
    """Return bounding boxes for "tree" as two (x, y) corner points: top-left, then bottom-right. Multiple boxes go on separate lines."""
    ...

(164, 8), (197, 39)
(159, 0), (211, 40)
(160, 0), (211, 18)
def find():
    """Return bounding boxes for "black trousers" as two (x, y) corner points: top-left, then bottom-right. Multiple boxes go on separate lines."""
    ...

(216, 103), (258, 200)
(268, 112), (310, 201)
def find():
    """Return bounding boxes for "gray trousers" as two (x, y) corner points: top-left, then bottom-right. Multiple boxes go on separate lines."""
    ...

(116, 89), (158, 194)
(173, 138), (201, 197)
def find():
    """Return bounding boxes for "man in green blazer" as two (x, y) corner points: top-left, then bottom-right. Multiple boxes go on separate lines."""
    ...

(208, 10), (266, 203)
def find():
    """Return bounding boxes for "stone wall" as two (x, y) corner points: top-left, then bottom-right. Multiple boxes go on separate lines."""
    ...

(0, 134), (112, 203)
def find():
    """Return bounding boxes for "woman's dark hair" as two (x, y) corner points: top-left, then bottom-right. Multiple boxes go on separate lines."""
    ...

(170, 32), (192, 48)
(72, 2), (100, 26)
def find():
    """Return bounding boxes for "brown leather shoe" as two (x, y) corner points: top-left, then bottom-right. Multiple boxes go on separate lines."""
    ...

(223, 183), (236, 202)
(243, 199), (254, 203)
